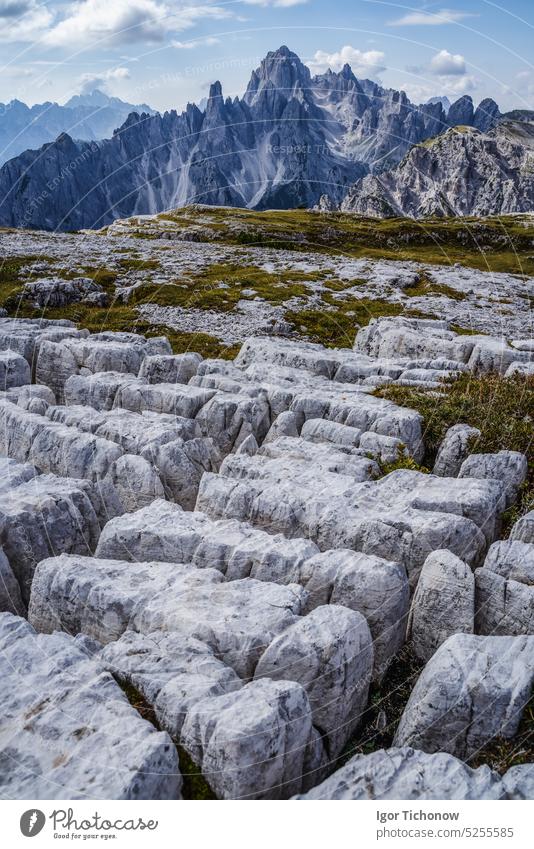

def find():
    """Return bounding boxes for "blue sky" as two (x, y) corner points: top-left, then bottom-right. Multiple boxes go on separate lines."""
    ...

(0, 1), (533, 112)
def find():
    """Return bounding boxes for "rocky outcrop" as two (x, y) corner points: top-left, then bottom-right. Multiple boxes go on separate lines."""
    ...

(22, 276), (106, 308)
(28, 552), (374, 797)
(408, 550), (474, 662)
(294, 747), (527, 800)
(0, 319), (531, 801)
(0, 47), (505, 230)
(0, 613), (181, 799)
(475, 540), (534, 636)
(433, 424), (481, 477)
(394, 634), (534, 758)
(341, 121), (534, 218)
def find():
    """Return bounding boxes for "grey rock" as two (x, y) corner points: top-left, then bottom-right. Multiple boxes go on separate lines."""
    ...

(95, 501), (407, 680)
(0, 349), (30, 390)
(294, 746), (505, 800)
(341, 122), (534, 218)
(235, 433), (259, 455)
(501, 764), (534, 800)
(262, 410), (299, 444)
(0, 613), (181, 800)
(181, 678), (322, 800)
(255, 605), (373, 757)
(359, 431), (406, 464)
(459, 450), (528, 507)
(196, 392), (271, 454)
(115, 380), (215, 419)
(101, 630), (241, 738)
(0, 472), (100, 605)
(510, 510), (534, 544)
(301, 418), (361, 448)
(36, 337), (164, 404)
(197, 466), (499, 586)
(22, 276), (105, 308)
(65, 371), (142, 411)
(0, 546), (24, 615)
(394, 633), (534, 758)
(475, 540), (534, 636)
(138, 352), (203, 384)
(408, 550), (474, 662)
(505, 361), (534, 377)
(433, 424), (481, 477)
(104, 453), (166, 512)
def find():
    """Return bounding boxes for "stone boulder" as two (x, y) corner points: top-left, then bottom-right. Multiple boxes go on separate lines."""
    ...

(475, 540), (534, 636)
(22, 276), (105, 308)
(459, 450), (528, 508)
(138, 352), (202, 384)
(433, 424), (481, 477)
(255, 605), (373, 757)
(0, 613), (181, 799)
(408, 550), (474, 662)
(181, 678), (323, 799)
(510, 511), (534, 544)
(0, 349), (30, 390)
(394, 633), (534, 758)
(294, 746), (507, 800)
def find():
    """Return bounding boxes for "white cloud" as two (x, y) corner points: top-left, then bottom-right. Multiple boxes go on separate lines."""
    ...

(0, 0), (53, 42)
(43, 0), (230, 48)
(79, 65), (131, 94)
(389, 8), (475, 27)
(308, 45), (386, 77)
(430, 49), (467, 76)
(172, 36), (220, 49)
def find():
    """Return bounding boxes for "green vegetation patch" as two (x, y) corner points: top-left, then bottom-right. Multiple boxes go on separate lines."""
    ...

(147, 207), (534, 276)
(0, 255), (56, 308)
(403, 273), (468, 301)
(177, 746), (217, 801)
(376, 373), (534, 532)
(119, 680), (216, 799)
(286, 299), (431, 348)
(469, 687), (534, 774)
(128, 262), (322, 313)
(338, 644), (424, 764)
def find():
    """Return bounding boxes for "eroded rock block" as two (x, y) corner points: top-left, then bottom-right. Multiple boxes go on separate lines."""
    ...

(294, 747), (506, 800)
(459, 450), (528, 508)
(255, 605), (373, 757)
(408, 550), (474, 662)
(511, 510), (534, 544)
(101, 630), (241, 738)
(475, 540), (534, 636)
(0, 613), (181, 799)
(0, 473), (100, 605)
(262, 410), (299, 444)
(394, 633), (534, 758)
(96, 502), (407, 680)
(0, 350), (30, 390)
(181, 678), (322, 800)
(433, 424), (481, 477)
(138, 353), (202, 384)
(300, 418), (361, 448)
(197, 467), (497, 586)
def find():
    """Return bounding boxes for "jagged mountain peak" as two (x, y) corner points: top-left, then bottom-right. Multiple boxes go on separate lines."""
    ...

(340, 119), (534, 218)
(244, 45), (311, 106)
(0, 44), (512, 229)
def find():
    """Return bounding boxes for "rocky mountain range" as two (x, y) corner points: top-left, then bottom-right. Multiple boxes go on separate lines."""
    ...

(338, 121), (534, 218)
(0, 89), (155, 166)
(0, 46), (515, 230)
